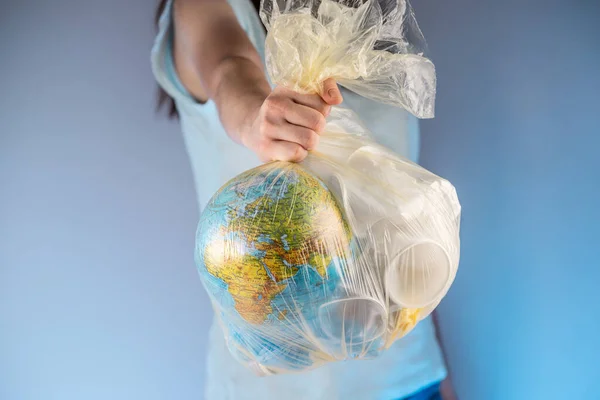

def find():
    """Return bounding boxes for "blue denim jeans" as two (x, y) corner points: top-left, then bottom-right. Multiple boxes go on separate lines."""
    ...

(400, 382), (441, 400)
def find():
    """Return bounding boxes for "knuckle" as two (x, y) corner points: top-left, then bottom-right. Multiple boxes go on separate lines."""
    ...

(262, 97), (277, 115)
(263, 95), (277, 107)
(312, 114), (326, 132)
(264, 95), (287, 115)
(305, 131), (319, 150)
(256, 138), (271, 156)
(292, 146), (307, 162)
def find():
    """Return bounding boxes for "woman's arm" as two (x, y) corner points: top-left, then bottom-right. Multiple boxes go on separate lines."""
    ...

(171, 0), (342, 162)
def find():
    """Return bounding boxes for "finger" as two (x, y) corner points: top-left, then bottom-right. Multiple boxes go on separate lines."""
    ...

(267, 140), (308, 163)
(282, 102), (327, 133)
(320, 78), (343, 105)
(290, 92), (331, 117)
(270, 124), (319, 151)
(275, 86), (331, 116)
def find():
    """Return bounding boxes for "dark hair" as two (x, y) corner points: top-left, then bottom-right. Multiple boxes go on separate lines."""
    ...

(155, 0), (178, 119)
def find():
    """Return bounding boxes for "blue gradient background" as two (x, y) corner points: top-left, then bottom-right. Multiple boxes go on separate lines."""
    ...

(416, 1), (600, 399)
(1, 0), (599, 399)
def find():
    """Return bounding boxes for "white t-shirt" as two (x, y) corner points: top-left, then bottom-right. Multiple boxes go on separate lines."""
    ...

(151, 1), (447, 398)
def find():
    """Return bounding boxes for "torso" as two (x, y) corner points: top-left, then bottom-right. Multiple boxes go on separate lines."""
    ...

(152, 1), (446, 398)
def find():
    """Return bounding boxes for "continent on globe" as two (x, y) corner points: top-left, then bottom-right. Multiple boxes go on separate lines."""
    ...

(198, 161), (352, 326)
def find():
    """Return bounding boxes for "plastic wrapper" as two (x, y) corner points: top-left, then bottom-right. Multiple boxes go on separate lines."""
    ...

(195, 0), (461, 376)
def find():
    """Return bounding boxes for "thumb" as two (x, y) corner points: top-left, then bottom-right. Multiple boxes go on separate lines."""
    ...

(320, 78), (343, 105)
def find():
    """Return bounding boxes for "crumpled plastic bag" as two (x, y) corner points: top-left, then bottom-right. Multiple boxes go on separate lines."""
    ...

(195, 0), (461, 376)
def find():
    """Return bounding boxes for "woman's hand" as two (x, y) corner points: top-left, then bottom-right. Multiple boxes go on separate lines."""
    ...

(171, 0), (342, 161)
(242, 78), (343, 163)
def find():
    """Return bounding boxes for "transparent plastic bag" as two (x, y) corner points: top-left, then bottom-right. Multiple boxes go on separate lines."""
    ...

(195, 0), (460, 376)
(261, 0), (436, 118)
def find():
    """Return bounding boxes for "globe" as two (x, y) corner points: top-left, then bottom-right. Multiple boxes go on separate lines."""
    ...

(195, 161), (354, 374)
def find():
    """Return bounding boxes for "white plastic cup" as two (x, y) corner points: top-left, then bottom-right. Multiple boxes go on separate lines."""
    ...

(384, 239), (452, 309)
(367, 218), (453, 309)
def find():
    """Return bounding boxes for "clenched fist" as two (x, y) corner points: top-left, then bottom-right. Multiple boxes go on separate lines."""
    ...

(241, 78), (343, 162)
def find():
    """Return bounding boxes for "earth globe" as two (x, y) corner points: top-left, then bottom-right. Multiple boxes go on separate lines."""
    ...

(195, 161), (359, 374)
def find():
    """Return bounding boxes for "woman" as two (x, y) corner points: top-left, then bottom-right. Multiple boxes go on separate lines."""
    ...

(152, 0), (453, 398)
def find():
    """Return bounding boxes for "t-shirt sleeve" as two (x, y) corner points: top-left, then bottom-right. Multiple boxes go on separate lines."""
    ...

(150, 0), (202, 111)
